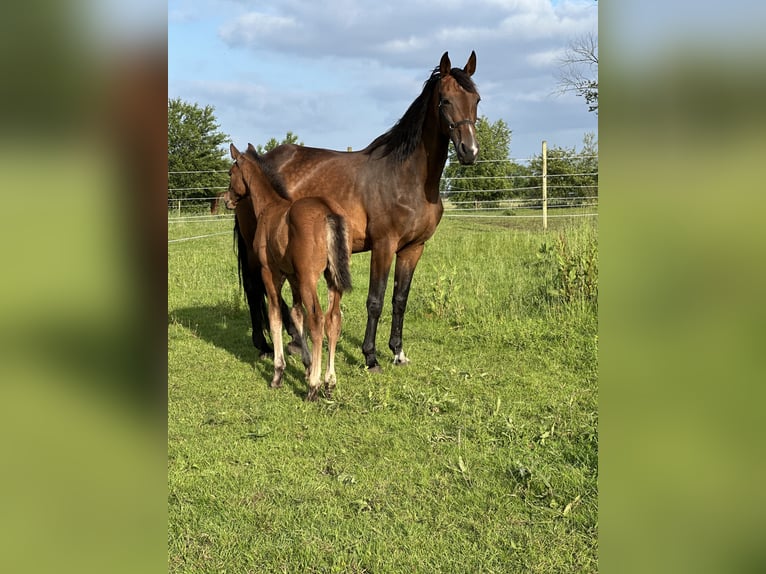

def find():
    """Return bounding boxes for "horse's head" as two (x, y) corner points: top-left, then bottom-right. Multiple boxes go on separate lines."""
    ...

(437, 51), (480, 165)
(224, 143), (248, 209)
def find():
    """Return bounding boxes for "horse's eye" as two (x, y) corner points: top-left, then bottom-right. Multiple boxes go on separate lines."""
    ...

(440, 98), (450, 106)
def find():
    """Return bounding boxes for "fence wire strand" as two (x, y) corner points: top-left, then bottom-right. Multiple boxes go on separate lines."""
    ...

(169, 153), (598, 242)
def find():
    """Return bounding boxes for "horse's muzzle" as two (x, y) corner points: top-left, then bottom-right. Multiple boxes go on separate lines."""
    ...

(457, 140), (479, 165)
(223, 194), (238, 210)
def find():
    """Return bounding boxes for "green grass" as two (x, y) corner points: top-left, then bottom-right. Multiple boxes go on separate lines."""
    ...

(168, 216), (598, 573)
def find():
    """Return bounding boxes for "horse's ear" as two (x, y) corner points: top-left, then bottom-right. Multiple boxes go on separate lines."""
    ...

(230, 143), (239, 159)
(439, 51), (451, 76)
(464, 50), (477, 76)
(247, 143), (257, 155)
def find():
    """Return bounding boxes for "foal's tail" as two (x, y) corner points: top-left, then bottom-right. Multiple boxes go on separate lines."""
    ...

(325, 213), (353, 293)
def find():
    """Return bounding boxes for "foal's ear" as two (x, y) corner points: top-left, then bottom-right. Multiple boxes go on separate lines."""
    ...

(439, 51), (451, 76)
(230, 143), (240, 159)
(464, 50), (477, 76)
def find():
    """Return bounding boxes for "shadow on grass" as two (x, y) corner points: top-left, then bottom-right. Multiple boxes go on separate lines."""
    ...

(169, 304), (370, 399)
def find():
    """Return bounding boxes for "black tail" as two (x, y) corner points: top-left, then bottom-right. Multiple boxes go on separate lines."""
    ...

(325, 213), (353, 293)
(233, 216), (271, 353)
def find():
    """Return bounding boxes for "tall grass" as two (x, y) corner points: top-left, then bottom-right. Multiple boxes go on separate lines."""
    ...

(168, 216), (598, 573)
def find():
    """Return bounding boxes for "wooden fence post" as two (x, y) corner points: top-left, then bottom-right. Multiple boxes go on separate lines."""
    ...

(542, 140), (548, 231)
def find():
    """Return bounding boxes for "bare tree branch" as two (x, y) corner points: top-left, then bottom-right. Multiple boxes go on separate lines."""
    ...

(556, 32), (599, 114)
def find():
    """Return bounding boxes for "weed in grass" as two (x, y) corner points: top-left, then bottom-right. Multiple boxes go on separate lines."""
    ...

(539, 221), (598, 309)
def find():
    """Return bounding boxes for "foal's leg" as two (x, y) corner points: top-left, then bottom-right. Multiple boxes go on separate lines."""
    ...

(323, 289), (343, 398)
(389, 243), (424, 365)
(287, 281), (312, 373)
(301, 283), (324, 401)
(261, 268), (286, 388)
(362, 245), (395, 372)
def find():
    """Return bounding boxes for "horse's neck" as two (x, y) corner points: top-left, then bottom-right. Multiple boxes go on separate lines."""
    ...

(419, 113), (450, 198)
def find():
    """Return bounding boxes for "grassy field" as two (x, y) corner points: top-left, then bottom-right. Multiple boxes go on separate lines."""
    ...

(168, 216), (598, 573)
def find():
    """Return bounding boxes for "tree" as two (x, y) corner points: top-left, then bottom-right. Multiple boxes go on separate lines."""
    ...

(168, 98), (231, 199)
(556, 31), (598, 113)
(442, 116), (516, 208)
(255, 131), (303, 154)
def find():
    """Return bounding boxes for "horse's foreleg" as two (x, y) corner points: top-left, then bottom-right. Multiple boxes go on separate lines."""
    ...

(389, 243), (424, 365)
(362, 246), (395, 372)
(241, 255), (273, 357)
(323, 289), (343, 398)
(244, 282), (272, 357)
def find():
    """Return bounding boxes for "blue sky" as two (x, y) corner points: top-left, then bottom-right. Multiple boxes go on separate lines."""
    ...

(168, 0), (598, 160)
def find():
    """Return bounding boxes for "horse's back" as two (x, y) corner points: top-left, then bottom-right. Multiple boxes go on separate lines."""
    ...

(264, 143), (353, 174)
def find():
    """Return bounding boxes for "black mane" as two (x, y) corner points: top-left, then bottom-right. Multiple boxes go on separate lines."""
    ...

(244, 147), (291, 200)
(364, 67), (478, 163)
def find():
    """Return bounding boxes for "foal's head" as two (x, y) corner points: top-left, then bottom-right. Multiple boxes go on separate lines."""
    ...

(223, 143), (249, 210)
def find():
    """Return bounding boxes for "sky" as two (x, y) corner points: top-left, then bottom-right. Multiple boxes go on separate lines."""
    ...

(168, 0), (598, 161)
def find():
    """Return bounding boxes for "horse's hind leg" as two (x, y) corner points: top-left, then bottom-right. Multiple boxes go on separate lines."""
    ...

(323, 289), (343, 398)
(280, 297), (304, 356)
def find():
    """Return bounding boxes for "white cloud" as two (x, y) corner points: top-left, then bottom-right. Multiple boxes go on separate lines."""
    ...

(219, 12), (299, 46)
(172, 0), (598, 157)
(527, 48), (567, 68)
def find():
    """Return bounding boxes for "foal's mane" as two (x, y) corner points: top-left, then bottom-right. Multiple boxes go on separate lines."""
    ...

(364, 67), (478, 163)
(243, 147), (291, 200)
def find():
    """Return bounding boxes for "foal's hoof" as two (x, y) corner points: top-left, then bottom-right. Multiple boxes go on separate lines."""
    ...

(366, 364), (383, 374)
(270, 380), (283, 389)
(259, 351), (274, 360)
(305, 388), (318, 402)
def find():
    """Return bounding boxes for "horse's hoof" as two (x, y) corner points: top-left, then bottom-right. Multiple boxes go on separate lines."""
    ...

(259, 351), (274, 360)
(305, 389), (318, 402)
(255, 341), (273, 354)
(393, 351), (410, 365)
(270, 381), (282, 389)
(366, 364), (383, 374)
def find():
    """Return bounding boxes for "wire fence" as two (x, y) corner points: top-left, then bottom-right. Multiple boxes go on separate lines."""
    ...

(169, 151), (598, 242)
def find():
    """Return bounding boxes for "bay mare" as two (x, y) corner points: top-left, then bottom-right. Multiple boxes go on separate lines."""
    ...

(226, 144), (353, 401)
(236, 51), (480, 371)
